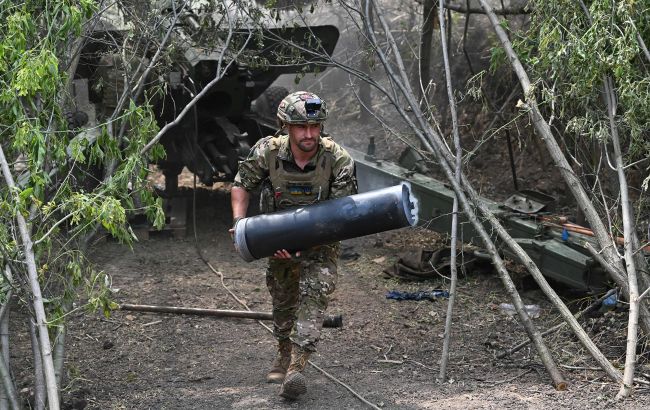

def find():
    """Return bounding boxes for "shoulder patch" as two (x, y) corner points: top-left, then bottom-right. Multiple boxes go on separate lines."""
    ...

(268, 135), (285, 151)
(321, 137), (336, 151)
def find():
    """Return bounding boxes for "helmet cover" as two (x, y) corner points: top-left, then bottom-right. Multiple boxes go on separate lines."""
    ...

(276, 91), (328, 125)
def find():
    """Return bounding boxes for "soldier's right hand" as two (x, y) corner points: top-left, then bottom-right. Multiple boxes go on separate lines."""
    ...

(272, 249), (301, 259)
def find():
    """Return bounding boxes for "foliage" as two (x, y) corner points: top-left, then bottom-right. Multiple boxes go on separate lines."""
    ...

(510, 0), (649, 228)
(0, 0), (165, 329)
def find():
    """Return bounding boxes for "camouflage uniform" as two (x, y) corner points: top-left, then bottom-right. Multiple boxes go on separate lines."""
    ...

(234, 134), (356, 351)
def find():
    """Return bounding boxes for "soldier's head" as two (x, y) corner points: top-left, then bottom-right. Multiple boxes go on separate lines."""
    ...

(276, 91), (328, 154)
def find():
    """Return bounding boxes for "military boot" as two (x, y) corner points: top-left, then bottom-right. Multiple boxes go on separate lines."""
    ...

(266, 339), (292, 384)
(279, 345), (311, 400)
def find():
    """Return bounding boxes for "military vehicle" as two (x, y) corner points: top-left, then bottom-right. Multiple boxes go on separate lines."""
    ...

(70, 1), (339, 192)
(69, 2), (646, 293)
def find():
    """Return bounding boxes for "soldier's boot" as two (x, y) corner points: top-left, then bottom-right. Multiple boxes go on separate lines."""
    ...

(266, 339), (292, 384)
(279, 346), (311, 400)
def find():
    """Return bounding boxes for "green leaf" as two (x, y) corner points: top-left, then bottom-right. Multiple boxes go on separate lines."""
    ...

(19, 187), (33, 200)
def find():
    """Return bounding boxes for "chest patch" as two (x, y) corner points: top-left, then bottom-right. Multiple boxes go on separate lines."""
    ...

(287, 183), (314, 195)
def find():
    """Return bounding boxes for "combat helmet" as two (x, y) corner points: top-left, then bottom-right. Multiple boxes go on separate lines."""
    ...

(276, 91), (328, 126)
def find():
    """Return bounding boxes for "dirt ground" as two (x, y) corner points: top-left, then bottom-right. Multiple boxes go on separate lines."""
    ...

(43, 184), (649, 410)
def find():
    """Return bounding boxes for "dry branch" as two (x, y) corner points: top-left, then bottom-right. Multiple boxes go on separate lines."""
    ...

(497, 289), (617, 359)
(119, 303), (342, 327)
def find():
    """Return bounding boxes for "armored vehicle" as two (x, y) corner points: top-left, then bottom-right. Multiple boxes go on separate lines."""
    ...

(71, 1), (339, 192)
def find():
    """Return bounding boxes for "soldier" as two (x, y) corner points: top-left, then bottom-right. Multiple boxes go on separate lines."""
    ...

(230, 91), (357, 399)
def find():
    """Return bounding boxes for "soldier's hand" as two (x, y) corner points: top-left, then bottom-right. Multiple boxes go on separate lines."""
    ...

(272, 249), (301, 259)
(230, 217), (243, 244)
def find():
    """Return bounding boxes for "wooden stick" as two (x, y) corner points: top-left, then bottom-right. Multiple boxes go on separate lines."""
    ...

(119, 303), (343, 328)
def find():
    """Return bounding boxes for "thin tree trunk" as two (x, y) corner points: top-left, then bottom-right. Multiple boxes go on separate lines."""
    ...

(0, 279), (14, 410)
(603, 75), (640, 398)
(0, 312), (6, 410)
(0, 146), (59, 409)
(52, 300), (70, 392)
(366, 0), (567, 389)
(29, 319), (46, 410)
(0, 352), (19, 410)
(53, 324), (66, 392)
(358, 0), (374, 121)
(419, 0), (436, 105)
(477, 0), (650, 335)
(438, 0), (460, 382)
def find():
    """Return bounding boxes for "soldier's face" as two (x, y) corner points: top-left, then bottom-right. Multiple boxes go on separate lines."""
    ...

(288, 123), (321, 153)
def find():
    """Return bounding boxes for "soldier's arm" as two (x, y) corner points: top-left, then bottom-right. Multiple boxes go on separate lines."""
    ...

(329, 145), (358, 199)
(231, 186), (250, 222)
(231, 138), (272, 228)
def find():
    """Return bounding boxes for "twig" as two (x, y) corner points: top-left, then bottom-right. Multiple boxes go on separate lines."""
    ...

(377, 359), (403, 364)
(141, 320), (163, 327)
(309, 361), (382, 410)
(585, 243), (626, 283)
(560, 365), (600, 371)
(497, 289), (617, 359)
(408, 359), (435, 370)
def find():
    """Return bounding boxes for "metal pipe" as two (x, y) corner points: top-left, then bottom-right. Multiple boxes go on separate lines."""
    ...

(234, 183), (419, 262)
(119, 303), (343, 328)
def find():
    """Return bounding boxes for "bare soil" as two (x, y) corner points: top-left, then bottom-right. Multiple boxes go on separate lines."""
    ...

(49, 185), (650, 409)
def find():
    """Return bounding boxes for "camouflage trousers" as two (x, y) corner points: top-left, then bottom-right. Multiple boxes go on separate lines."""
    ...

(266, 243), (339, 352)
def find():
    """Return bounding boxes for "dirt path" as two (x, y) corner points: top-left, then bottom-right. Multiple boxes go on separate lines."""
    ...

(59, 188), (650, 409)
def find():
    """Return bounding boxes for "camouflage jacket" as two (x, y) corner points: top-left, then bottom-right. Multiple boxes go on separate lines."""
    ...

(233, 134), (357, 207)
